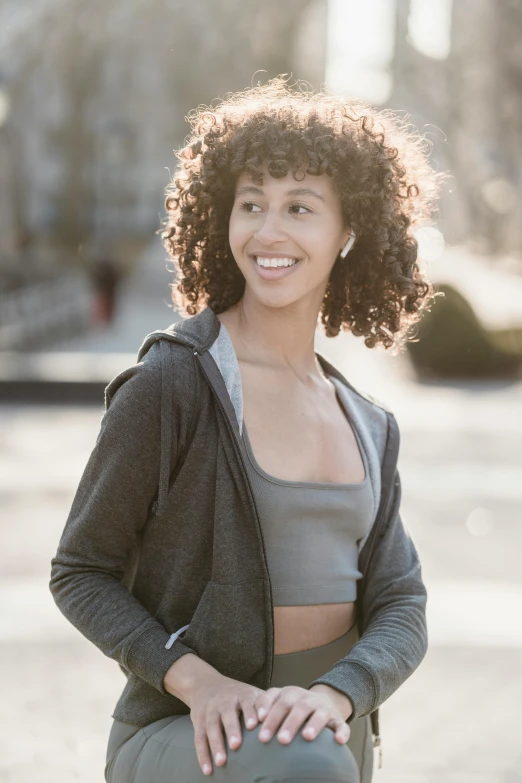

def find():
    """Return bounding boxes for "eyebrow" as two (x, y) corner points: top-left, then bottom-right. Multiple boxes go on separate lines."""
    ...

(235, 185), (326, 203)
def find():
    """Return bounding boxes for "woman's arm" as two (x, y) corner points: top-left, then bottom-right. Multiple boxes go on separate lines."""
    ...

(306, 471), (428, 722)
(49, 342), (198, 696)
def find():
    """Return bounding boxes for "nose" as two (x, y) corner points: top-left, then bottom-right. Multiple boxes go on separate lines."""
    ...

(253, 210), (288, 245)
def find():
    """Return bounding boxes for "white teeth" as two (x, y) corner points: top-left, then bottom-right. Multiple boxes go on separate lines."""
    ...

(255, 256), (297, 268)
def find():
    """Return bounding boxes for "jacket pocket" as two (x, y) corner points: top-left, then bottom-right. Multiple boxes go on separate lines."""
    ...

(181, 579), (267, 683)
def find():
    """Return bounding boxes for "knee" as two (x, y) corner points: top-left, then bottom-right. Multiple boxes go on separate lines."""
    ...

(238, 720), (359, 783)
(285, 728), (360, 783)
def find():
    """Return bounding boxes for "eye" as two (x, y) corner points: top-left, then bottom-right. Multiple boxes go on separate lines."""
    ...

(239, 201), (261, 213)
(289, 203), (311, 215)
(238, 201), (312, 215)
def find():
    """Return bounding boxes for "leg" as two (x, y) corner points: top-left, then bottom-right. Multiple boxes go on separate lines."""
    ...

(348, 715), (374, 783)
(106, 713), (360, 783)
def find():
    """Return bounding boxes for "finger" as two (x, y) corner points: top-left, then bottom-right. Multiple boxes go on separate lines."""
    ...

(221, 707), (243, 751)
(258, 692), (301, 743)
(193, 724), (213, 777)
(205, 711), (228, 768)
(273, 700), (319, 744)
(329, 717), (351, 744)
(334, 721), (351, 744)
(255, 687), (281, 721)
(300, 706), (334, 741)
(240, 699), (260, 732)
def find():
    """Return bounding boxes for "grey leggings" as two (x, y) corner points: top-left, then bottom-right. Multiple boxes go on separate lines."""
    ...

(105, 624), (374, 783)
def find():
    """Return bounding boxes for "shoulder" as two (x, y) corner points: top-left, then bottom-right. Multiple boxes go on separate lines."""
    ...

(104, 337), (196, 413)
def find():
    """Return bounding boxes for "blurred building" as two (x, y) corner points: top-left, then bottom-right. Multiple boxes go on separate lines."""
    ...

(0, 0), (327, 284)
(3, 0), (522, 290)
(391, 0), (522, 255)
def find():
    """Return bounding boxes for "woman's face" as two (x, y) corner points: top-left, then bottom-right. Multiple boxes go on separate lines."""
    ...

(228, 160), (351, 310)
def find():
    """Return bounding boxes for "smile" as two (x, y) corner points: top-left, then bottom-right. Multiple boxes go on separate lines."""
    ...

(255, 256), (298, 268)
(250, 255), (302, 281)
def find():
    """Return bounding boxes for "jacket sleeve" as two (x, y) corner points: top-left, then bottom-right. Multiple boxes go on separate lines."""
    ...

(306, 471), (428, 721)
(48, 341), (198, 696)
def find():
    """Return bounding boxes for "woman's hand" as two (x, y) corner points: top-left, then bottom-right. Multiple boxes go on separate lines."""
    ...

(256, 683), (352, 746)
(188, 672), (264, 776)
(186, 670), (353, 775)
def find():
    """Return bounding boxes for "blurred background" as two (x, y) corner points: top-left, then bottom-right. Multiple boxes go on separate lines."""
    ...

(1, 0), (521, 781)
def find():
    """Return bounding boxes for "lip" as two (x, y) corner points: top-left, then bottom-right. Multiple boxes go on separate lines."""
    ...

(250, 254), (302, 281)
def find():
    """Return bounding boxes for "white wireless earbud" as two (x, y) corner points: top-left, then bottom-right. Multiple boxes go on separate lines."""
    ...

(340, 231), (356, 258)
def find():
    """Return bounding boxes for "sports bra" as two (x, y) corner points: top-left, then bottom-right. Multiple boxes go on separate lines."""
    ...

(238, 384), (373, 606)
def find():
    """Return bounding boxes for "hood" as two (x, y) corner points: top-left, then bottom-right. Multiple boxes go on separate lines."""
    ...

(136, 305), (220, 364)
(135, 305), (221, 517)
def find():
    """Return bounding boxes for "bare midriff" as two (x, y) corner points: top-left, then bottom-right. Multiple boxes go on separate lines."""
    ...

(273, 602), (357, 654)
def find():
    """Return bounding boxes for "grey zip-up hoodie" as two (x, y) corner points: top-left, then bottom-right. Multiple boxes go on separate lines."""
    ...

(49, 304), (427, 746)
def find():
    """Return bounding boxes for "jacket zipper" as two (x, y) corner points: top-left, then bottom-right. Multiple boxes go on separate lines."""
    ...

(355, 412), (399, 769)
(358, 470), (396, 599)
(193, 349), (275, 689)
(357, 414), (399, 603)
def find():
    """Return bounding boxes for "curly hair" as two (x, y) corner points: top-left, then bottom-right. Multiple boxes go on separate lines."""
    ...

(159, 75), (444, 351)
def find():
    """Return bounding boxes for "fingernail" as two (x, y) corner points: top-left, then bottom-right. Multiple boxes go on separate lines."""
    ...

(216, 752), (226, 764)
(260, 729), (271, 741)
(246, 717), (256, 728)
(258, 708), (266, 719)
(278, 730), (290, 742)
(304, 727), (315, 738)
(229, 735), (240, 748)
(203, 763), (211, 775)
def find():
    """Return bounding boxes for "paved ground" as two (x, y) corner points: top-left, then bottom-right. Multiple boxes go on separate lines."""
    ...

(1, 239), (521, 782)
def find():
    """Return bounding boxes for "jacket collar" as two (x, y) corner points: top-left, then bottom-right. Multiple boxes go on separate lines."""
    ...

(137, 304), (392, 415)
(137, 305), (220, 363)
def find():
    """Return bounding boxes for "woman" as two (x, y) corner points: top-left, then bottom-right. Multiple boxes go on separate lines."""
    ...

(50, 76), (441, 783)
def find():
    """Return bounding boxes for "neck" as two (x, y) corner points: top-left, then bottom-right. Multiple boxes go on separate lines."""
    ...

(219, 292), (326, 386)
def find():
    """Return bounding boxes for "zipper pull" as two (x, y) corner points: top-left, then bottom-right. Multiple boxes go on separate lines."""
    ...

(373, 734), (382, 769)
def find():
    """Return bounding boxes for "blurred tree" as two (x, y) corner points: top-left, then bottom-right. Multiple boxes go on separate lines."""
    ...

(406, 283), (522, 379)
(391, 0), (522, 257)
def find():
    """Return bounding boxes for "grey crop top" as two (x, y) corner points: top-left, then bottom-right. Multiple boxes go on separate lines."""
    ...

(209, 323), (374, 606)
